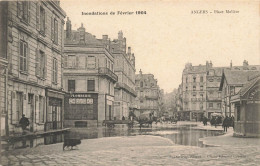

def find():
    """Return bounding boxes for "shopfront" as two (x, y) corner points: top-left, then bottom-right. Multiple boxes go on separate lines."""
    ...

(105, 95), (114, 120)
(45, 89), (65, 131)
(64, 93), (98, 127)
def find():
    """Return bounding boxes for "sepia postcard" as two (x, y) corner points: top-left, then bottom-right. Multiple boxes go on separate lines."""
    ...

(0, 0), (259, 165)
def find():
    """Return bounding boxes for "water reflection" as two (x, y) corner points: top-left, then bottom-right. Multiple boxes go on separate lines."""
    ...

(4, 124), (222, 151)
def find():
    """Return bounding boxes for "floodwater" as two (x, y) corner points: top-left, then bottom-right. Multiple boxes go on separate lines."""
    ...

(3, 123), (223, 151)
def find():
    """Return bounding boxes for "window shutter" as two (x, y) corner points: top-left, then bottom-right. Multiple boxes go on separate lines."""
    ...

(18, 40), (21, 71)
(27, 46), (30, 72)
(45, 10), (47, 32)
(35, 95), (39, 123)
(94, 57), (96, 68)
(85, 57), (88, 68)
(44, 53), (47, 78)
(51, 16), (54, 41)
(64, 56), (67, 68)
(36, 3), (40, 31)
(17, 1), (22, 19)
(56, 59), (58, 83)
(43, 96), (46, 122)
(51, 58), (54, 82)
(11, 91), (17, 124)
(35, 49), (40, 76)
(28, 2), (31, 23)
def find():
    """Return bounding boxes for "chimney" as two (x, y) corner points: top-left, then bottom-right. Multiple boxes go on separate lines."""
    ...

(243, 60), (248, 67)
(230, 60), (232, 68)
(78, 23), (85, 44)
(139, 69), (142, 75)
(118, 30), (123, 40)
(102, 35), (108, 41)
(66, 17), (71, 39)
(131, 53), (135, 67)
(209, 61), (213, 68)
(128, 47), (131, 54)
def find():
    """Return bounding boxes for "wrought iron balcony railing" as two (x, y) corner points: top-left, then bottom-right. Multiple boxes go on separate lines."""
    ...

(98, 67), (118, 82)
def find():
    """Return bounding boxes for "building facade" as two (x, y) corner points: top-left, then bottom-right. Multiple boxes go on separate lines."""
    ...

(181, 63), (208, 121)
(4, 1), (66, 136)
(135, 70), (162, 116)
(231, 73), (260, 137)
(206, 67), (223, 118)
(0, 1), (9, 137)
(110, 31), (137, 120)
(219, 61), (260, 117)
(63, 21), (117, 127)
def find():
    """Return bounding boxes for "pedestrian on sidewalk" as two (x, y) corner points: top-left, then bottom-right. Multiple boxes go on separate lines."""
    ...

(222, 116), (228, 132)
(19, 114), (30, 134)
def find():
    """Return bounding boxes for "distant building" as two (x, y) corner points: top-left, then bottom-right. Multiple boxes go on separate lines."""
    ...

(181, 62), (208, 121)
(231, 73), (260, 137)
(63, 20), (117, 127)
(3, 1), (66, 136)
(110, 31), (137, 120)
(135, 70), (162, 116)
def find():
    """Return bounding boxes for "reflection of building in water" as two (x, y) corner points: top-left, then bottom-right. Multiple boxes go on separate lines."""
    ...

(63, 20), (117, 127)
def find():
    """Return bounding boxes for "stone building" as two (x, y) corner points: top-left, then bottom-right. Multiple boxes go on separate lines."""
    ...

(231, 73), (260, 137)
(3, 1), (66, 136)
(206, 67), (223, 118)
(109, 31), (137, 120)
(135, 70), (162, 116)
(219, 61), (260, 116)
(0, 1), (9, 136)
(181, 63), (208, 121)
(63, 20), (117, 127)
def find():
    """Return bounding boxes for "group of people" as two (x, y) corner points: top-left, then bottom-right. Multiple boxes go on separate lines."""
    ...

(202, 115), (234, 132)
(222, 116), (234, 132)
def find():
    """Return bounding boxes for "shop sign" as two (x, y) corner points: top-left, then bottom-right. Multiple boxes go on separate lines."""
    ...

(70, 93), (93, 98)
(69, 98), (93, 104)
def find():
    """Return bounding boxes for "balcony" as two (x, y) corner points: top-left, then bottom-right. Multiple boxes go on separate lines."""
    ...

(98, 67), (118, 82)
(115, 82), (137, 97)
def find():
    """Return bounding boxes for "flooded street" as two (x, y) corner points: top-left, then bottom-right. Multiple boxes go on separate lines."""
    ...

(3, 123), (223, 152)
(1, 122), (260, 166)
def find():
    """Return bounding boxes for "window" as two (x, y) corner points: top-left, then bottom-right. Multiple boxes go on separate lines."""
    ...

(200, 94), (203, 98)
(217, 103), (221, 108)
(52, 58), (58, 84)
(200, 85), (203, 91)
(54, 19), (58, 44)
(17, 1), (29, 23)
(19, 40), (28, 72)
(230, 86), (235, 95)
(40, 6), (45, 34)
(209, 103), (213, 108)
(193, 76), (196, 82)
(87, 56), (96, 69)
(67, 55), (76, 68)
(193, 86), (196, 91)
(68, 80), (75, 92)
(200, 102), (203, 110)
(186, 86), (188, 91)
(87, 80), (95, 91)
(186, 77), (188, 83)
(140, 81), (143, 87)
(200, 76), (203, 82)
(39, 51), (46, 78)
(218, 92), (221, 98)
(193, 93), (196, 97)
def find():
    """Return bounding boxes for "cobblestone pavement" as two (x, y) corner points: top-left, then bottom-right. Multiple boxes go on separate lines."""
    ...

(1, 122), (260, 166)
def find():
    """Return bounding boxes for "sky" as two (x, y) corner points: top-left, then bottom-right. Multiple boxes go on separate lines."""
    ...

(60, 0), (260, 93)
